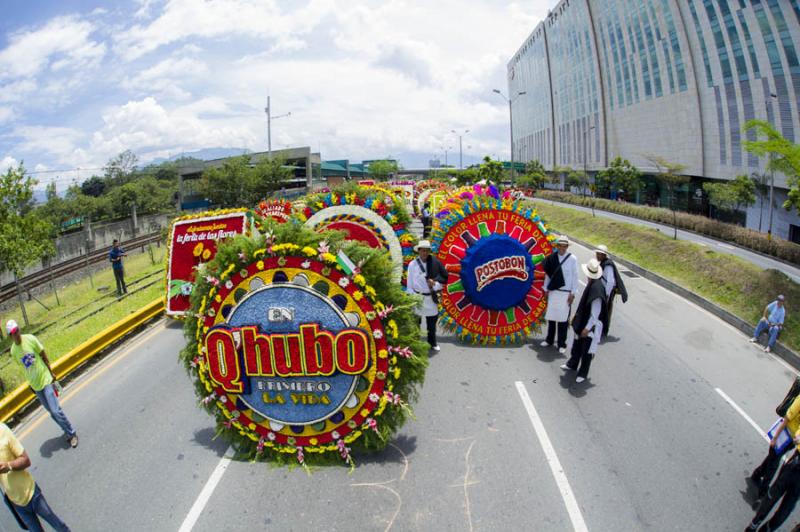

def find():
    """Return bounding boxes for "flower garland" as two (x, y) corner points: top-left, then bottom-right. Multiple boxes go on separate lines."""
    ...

(180, 222), (428, 467)
(415, 180), (453, 216)
(430, 186), (555, 345)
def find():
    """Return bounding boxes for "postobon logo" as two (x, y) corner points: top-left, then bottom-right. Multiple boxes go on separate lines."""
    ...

(474, 255), (529, 291)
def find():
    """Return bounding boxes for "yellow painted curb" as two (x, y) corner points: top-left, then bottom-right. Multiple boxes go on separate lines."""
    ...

(0, 298), (165, 424)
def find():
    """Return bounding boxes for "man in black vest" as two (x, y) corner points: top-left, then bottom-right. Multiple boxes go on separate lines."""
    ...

(595, 244), (628, 338)
(561, 258), (608, 383)
(540, 236), (579, 353)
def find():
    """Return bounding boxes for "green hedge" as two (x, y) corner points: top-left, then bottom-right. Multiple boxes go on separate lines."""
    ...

(537, 190), (800, 265)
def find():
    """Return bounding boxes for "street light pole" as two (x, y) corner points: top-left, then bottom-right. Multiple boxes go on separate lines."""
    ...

(767, 92), (777, 240)
(493, 89), (526, 183)
(265, 95), (291, 159)
(451, 129), (470, 169)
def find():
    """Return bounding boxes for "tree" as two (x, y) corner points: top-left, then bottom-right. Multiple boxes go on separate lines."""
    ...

(751, 172), (770, 231)
(0, 163), (55, 325)
(595, 156), (642, 199)
(743, 119), (800, 214)
(80, 175), (106, 197)
(519, 160), (547, 189)
(567, 169), (590, 197)
(367, 160), (400, 181)
(645, 155), (689, 239)
(477, 156), (504, 183)
(104, 150), (139, 186)
(199, 155), (292, 208)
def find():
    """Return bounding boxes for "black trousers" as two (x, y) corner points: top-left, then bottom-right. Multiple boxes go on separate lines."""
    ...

(603, 296), (615, 337)
(566, 336), (594, 378)
(546, 320), (569, 349)
(750, 456), (800, 531)
(753, 444), (795, 497)
(113, 267), (127, 295)
(418, 315), (438, 348)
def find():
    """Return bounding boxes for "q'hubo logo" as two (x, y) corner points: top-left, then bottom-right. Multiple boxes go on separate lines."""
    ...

(473, 256), (528, 291)
(197, 255), (389, 447)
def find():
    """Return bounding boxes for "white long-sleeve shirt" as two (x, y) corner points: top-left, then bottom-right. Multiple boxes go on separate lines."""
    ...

(407, 257), (442, 317)
(601, 264), (616, 298)
(584, 298), (604, 354)
(544, 252), (579, 295)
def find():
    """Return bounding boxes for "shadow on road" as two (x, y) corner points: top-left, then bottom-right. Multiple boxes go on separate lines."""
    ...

(353, 434), (418, 466)
(39, 435), (70, 458)
(192, 427), (231, 458)
(741, 476), (762, 511)
(531, 343), (567, 363)
(558, 372), (595, 397)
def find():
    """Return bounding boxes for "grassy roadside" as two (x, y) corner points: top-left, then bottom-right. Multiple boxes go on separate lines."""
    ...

(531, 200), (800, 351)
(0, 246), (166, 392)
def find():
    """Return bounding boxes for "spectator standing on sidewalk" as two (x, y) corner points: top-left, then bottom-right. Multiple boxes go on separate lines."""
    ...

(109, 239), (128, 296)
(0, 423), (71, 531)
(750, 295), (786, 353)
(541, 236), (579, 354)
(6, 321), (78, 448)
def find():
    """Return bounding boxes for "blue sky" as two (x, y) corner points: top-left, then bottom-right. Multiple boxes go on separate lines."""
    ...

(0, 0), (553, 188)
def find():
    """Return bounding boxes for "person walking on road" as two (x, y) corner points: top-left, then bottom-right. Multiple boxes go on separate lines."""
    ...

(407, 240), (448, 353)
(6, 321), (78, 448)
(0, 423), (71, 531)
(750, 295), (786, 353)
(560, 258), (608, 383)
(109, 239), (128, 296)
(746, 450), (800, 532)
(594, 244), (628, 338)
(421, 202), (432, 239)
(750, 394), (800, 499)
(541, 236), (579, 354)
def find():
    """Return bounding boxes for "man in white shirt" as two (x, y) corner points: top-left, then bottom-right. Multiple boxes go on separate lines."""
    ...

(407, 240), (448, 352)
(561, 258), (608, 383)
(540, 236), (579, 353)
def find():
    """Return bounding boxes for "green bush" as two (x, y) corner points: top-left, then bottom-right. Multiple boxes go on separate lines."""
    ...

(537, 190), (800, 265)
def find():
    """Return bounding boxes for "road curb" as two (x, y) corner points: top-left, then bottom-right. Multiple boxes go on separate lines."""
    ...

(566, 234), (800, 371)
(0, 298), (165, 424)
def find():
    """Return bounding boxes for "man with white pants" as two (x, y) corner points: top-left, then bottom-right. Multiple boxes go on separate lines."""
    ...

(541, 236), (579, 354)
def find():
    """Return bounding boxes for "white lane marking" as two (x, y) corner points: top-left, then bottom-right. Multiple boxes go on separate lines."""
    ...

(715, 388), (769, 442)
(717, 243), (734, 250)
(515, 381), (589, 532)
(178, 446), (234, 532)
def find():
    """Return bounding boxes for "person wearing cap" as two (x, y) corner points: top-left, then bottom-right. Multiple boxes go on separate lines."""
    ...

(594, 244), (628, 338)
(541, 236), (579, 353)
(109, 239), (128, 296)
(0, 422), (71, 531)
(5, 321), (78, 448)
(561, 258), (608, 383)
(407, 240), (448, 352)
(750, 295), (787, 353)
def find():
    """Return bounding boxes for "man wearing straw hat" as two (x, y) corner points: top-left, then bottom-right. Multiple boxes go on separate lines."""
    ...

(541, 235), (579, 353)
(407, 240), (448, 352)
(594, 244), (628, 338)
(561, 258), (608, 383)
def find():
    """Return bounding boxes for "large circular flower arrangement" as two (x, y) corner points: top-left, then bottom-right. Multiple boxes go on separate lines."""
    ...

(430, 186), (555, 345)
(415, 180), (452, 216)
(299, 185), (416, 283)
(181, 222), (427, 467)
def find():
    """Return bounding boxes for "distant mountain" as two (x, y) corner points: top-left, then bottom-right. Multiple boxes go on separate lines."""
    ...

(147, 147), (250, 165)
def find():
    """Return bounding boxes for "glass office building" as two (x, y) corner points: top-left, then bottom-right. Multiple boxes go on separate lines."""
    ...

(508, 0), (800, 238)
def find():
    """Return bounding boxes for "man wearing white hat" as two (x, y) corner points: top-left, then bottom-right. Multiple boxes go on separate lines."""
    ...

(5, 320), (78, 448)
(541, 235), (579, 353)
(594, 244), (628, 338)
(561, 258), (608, 383)
(407, 240), (448, 352)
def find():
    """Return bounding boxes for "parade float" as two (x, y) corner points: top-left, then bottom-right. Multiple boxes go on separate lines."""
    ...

(165, 209), (251, 317)
(180, 222), (427, 467)
(414, 180), (452, 216)
(299, 185), (416, 283)
(430, 185), (554, 344)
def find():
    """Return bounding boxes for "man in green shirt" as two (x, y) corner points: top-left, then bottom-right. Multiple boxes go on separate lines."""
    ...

(6, 320), (78, 448)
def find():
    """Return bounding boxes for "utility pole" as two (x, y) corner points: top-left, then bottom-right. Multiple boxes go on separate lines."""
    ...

(264, 96), (291, 159)
(493, 89), (526, 183)
(451, 129), (470, 169)
(767, 92), (777, 240)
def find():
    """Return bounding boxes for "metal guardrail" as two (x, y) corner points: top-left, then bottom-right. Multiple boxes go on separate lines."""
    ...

(0, 298), (165, 424)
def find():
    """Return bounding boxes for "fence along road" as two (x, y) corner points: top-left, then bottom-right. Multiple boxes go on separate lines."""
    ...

(0, 242), (796, 530)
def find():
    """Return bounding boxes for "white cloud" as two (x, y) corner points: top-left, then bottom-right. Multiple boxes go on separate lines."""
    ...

(0, 16), (106, 79)
(0, 106), (13, 124)
(123, 55), (208, 100)
(1, 156), (19, 173)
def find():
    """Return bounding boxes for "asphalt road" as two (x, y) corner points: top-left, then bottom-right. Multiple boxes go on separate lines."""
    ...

(538, 198), (800, 283)
(0, 241), (797, 531)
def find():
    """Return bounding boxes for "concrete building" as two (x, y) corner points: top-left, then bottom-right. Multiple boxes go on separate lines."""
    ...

(508, 0), (800, 240)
